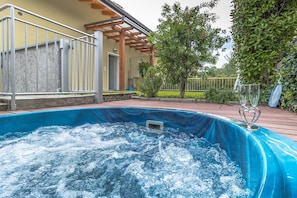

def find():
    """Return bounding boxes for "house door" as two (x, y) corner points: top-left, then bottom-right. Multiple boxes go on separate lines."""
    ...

(108, 54), (119, 90)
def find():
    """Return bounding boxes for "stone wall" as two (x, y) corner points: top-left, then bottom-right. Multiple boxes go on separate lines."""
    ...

(1, 41), (61, 93)
(103, 92), (136, 102)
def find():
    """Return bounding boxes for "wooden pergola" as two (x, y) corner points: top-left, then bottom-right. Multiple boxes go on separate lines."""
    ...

(85, 17), (152, 53)
(79, 0), (154, 90)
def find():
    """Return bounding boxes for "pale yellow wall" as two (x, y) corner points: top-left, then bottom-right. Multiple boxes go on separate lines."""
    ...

(0, 0), (150, 90)
(1, 0), (108, 31)
(102, 38), (147, 90)
(1, 0), (106, 46)
(125, 46), (147, 87)
(102, 37), (116, 90)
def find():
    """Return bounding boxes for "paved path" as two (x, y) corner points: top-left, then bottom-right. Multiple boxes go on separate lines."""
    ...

(2, 99), (297, 141)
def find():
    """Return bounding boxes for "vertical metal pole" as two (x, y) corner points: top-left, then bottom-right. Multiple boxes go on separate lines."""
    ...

(86, 38), (90, 90)
(1, 18), (5, 91)
(54, 34), (58, 90)
(94, 31), (103, 103)
(76, 41), (80, 90)
(90, 37), (94, 89)
(69, 40), (73, 91)
(46, 30), (49, 91)
(24, 24), (28, 91)
(82, 38), (85, 90)
(35, 27), (39, 92)
(5, 19), (9, 92)
(60, 39), (69, 92)
(10, 6), (16, 111)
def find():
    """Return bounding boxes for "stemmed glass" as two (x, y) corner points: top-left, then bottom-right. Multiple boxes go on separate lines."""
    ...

(238, 84), (261, 130)
(238, 84), (250, 127)
(238, 84), (249, 107)
(249, 84), (260, 108)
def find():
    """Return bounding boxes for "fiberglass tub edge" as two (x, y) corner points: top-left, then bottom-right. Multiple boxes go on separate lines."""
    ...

(0, 107), (296, 197)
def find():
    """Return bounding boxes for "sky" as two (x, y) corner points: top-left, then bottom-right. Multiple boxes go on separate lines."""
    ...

(112, 0), (233, 68)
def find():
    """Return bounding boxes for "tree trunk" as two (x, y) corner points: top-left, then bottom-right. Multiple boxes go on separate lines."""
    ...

(179, 80), (186, 98)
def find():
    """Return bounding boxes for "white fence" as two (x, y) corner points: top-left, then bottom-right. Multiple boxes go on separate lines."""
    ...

(161, 77), (237, 91)
(0, 4), (103, 110)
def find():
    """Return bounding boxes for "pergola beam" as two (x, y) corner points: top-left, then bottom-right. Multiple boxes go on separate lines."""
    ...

(91, 4), (105, 9)
(79, 0), (94, 3)
(102, 10), (116, 16)
(86, 21), (123, 31)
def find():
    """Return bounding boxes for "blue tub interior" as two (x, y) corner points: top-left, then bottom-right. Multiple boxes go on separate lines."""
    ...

(0, 107), (297, 197)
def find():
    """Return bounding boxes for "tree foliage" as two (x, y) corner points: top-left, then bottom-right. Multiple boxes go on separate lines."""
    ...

(220, 53), (237, 76)
(199, 53), (237, 77)
(280, 47), (297, 112)
(231, 0), (297, 88)
(148, 1), (229, 97)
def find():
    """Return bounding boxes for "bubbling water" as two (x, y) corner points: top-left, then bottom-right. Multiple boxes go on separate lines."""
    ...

(0, 123), (251, 197)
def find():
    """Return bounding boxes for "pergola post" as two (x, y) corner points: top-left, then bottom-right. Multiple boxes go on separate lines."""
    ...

(119, 29), (125, 90)
(150, 46), (154, 66)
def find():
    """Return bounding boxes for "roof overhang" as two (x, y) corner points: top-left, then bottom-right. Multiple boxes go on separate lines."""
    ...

(79, 0), (152, 53)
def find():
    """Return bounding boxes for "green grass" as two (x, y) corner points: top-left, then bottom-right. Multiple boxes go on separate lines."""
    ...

(157, 91), (205, 99)
(135, 90), (205, 99)
(108, 90), (206, 99)
(103, 91), (136, 95)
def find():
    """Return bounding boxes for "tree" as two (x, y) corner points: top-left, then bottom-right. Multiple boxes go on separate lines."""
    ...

(220, 53), (237, 76)
(204, 66), (219, 77)
(231, 0), (297, 93)
(148, 1), (229, 98)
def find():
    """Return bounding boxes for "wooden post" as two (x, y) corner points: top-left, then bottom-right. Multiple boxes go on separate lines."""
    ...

(150, 46), (154, 66)
(119, 30), (125, 90)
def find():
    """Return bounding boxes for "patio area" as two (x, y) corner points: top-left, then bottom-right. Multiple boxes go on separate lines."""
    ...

(2, 99), (297, 142)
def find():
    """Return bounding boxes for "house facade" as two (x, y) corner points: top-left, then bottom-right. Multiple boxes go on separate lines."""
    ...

(0, 0), (154, 92)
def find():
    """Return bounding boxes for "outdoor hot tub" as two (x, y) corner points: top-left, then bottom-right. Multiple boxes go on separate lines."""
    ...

(0, 107), (296, 197)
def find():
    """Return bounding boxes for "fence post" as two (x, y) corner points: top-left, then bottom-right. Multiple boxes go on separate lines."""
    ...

(94, 31), (103, 103)
(60, 39), (70, 92)
(10, 6), (16, 111)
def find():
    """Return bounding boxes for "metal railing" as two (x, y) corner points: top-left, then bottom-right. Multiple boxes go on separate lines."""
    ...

(0, 4), (103, 110)
(161, 77), (237, 91)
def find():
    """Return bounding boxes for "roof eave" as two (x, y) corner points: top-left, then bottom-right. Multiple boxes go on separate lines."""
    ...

(99, 0), (152, 35)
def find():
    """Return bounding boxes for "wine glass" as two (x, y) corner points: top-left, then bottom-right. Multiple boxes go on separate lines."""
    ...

(249, 84), (260, 108)
(238, 84), (249, 107)
(238, 84), (249, 127)
(249, 84), (261, 128)
(238, 84), (261, 130)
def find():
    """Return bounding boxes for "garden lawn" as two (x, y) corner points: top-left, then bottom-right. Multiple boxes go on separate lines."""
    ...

(157, 91), (205, 99)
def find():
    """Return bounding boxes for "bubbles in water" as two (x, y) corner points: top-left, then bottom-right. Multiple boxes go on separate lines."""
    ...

(0, 122), (251, 197)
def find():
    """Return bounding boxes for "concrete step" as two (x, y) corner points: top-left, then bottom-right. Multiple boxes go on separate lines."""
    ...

(0, 92), (136, 111)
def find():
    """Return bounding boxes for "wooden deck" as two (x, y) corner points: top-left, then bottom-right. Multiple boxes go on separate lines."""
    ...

(1, 99), (297, 141)
(80, 99), (297, 142)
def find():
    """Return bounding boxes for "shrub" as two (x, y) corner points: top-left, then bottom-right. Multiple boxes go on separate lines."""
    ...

(205, 88), (236, 104)
(138, 62), (151, 78)
(280, 50), (297, 113)
(139, 67), (163, 97)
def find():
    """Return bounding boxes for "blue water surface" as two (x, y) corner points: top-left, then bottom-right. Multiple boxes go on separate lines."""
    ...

(0, 123), (250, 197)
(0, 107), (297, 197)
